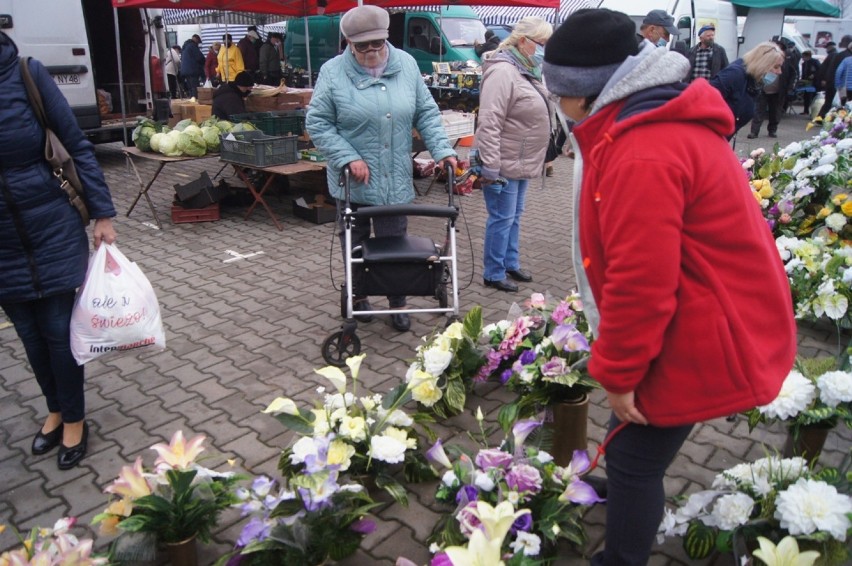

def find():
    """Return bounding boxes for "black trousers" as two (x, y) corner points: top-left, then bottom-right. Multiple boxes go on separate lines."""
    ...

(750, 91), (783, 135)
(819, 85), (837, 117)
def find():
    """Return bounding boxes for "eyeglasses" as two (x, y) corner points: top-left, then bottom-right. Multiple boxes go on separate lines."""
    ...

(353, 39), (385, 53)
(526, 37), (544, 47)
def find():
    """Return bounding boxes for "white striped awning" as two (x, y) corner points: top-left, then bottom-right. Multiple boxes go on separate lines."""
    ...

(163, 8), (281, 26)
(196, 22), (286, 47)
(474, 0), (594, 26)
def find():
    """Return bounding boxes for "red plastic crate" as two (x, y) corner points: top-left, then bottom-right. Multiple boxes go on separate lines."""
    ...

(171, 203), (220, 224)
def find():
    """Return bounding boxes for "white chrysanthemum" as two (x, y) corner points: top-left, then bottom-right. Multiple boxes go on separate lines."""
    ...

(818, 150), (838, 166)
(474, 470), (496, 492)
(826, 212), (848, 232)
(705, 493), (755, 530)
(289, 436), (318, 465)
(673, 491), (721, 522)
(775, 478), (852, 540)
(742, 158), (755, 169)
(422, 346), (454, 376)
(510, 532), (541, 557)
(843, 267), (852, 285)
(809, 163), (836, 177)
(324, 392), (355, 411)
(751, 148), (765, 158)
(368, 434), (408, 464)
(836, 138), (852, 152)
(816, 370), (852, 408)
(781, 141), (803, 156)
(758, 370), (816, 420)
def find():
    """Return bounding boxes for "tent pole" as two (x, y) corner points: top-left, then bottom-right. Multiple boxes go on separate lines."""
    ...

(304, 0), (313, 87)
(113, 6), (129, 147)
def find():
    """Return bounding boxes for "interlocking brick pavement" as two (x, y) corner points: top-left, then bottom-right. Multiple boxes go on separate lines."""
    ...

(0, 111), (850, 565)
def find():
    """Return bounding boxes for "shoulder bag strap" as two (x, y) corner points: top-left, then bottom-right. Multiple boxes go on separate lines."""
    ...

(19, 57), (49, 129)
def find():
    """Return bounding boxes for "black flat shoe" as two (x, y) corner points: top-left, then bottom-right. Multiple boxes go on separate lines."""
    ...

(353, 298), (374, 323)
(484, 278), (518, 292)
(391, 312), (410, 332)
(57, 422), (88, 470)
(507, 269), (533, 282)
(32, 423), (63, 455)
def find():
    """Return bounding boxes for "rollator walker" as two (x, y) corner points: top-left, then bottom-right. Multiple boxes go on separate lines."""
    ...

(321, 163), (461, 366)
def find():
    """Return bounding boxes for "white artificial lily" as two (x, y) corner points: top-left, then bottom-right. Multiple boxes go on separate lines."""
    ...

(262, 397), (299, 415)
(751, 536), (820, 566)
(315, 365), (347, 394)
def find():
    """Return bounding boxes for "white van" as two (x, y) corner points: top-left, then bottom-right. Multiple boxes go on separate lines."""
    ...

(0, 0), (166, 143)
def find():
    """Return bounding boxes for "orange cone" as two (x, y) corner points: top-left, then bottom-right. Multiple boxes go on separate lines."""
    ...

(458, 135), (474, 147)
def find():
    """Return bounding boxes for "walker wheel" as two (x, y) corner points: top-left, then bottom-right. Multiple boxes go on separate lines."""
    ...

(321, 331), (361, 367)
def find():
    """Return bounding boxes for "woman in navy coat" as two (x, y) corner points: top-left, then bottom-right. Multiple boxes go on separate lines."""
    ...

(0, 31), (116, 470)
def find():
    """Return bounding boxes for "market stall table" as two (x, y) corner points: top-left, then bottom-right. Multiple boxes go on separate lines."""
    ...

(223, 159), (327, 231)
(123, 146), (216, 229)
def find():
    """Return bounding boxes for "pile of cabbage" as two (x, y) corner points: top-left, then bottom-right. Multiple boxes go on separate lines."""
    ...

(132, 117), (257, 157)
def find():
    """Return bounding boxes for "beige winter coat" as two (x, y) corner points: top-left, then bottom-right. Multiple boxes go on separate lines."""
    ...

(475, 52), (550, 180)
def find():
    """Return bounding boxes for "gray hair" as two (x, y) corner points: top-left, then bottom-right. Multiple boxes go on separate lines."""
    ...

(499, 17), (553, 50)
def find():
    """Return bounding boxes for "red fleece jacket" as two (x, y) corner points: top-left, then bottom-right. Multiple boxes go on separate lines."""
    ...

(573, 80), (796, 427)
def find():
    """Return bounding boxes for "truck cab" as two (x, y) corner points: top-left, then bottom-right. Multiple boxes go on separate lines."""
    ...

(0, 0), (165, 144)
(285, 7), (486, 76)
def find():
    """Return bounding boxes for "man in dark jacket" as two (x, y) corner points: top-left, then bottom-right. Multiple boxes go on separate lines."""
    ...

(180, 34), (206, 98)
(687, 24), (729, 81)
(238, 27), (261, 77)
(212, 71), (253, 119)
(259, 32), (284, 86)
(817, 36), (852, 117)
(475, 30), (500, 57)
(800, 50), (820, 114)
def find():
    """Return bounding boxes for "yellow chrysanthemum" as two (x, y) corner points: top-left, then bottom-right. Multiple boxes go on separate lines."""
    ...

(817, 207), (832, 219)
(832, 193), (849, 205)
(842, 201), (852, 217)
(759, 184), (774, 198)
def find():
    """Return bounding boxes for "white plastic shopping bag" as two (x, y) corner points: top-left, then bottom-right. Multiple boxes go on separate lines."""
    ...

(70, 243), (166, 364)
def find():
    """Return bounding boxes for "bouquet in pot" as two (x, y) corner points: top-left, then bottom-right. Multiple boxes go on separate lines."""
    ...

(93, 430), (243, 559)
(477, 292), (599, 429)
(264, 355), (433, 506)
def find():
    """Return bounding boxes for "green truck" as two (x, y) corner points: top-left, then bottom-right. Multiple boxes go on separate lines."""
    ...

(285, 6), (487, 75)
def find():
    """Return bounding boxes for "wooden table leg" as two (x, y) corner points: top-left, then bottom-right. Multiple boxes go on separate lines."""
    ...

(126, 157), (164, 229)
(232, 166), (283, 231)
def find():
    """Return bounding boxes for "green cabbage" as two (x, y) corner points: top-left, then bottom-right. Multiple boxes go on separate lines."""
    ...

(231, 122), (257, 133)
(173, 119), (195, 132)
(183, 124), (203, 137)
(201, 126), (221, 153)
(216, 120), (234, 133)
(149, 132), (165, 153)
(158, 130), (183, 157)
(177, 130), (207, 157)
(132, 125), (158, 152)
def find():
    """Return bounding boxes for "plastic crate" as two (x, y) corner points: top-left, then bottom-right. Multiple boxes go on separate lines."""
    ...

(231, 111), (306, 137)
(171, 203), (220, 223)
(441, 111), (476, 139)
(219, 131), (298, 167)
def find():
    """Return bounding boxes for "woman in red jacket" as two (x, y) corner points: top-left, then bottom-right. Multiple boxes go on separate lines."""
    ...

(542, 9), (796, 565)
(205, 42), (220, 85)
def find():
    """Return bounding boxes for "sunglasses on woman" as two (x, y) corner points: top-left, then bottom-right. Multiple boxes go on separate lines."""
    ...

(353, 39), (385, 53)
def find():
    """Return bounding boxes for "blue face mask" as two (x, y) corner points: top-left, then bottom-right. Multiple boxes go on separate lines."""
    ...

(763, 72), (778, 86)
(532, 44), (545, 67)
(656, 37), (668, 47)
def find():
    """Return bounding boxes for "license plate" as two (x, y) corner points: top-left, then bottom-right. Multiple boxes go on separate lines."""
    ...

(53, 74), (80, 85)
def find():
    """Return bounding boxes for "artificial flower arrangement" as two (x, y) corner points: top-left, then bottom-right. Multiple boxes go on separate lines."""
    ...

(775, 236), (852, 325)
(400, 307), (485, 419)
(657, 454), (852, 564)
(217, 473), (379, 565)
(92, 430), (243, 559)
(477, 292), (599, 430)
(264, 354), (434, 507)
(425, 413), (603, 564)
(0, 518), (109, 565)
(743, 358), (852, 441)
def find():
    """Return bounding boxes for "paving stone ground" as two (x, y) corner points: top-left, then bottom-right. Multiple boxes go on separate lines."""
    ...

(0, 111), (850, 565)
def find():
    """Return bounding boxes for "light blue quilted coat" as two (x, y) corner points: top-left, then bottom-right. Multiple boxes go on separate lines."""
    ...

(306, 43), (455, 205)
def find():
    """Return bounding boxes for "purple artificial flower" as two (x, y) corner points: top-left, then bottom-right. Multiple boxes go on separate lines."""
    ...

(499, 317), (533, 352)
(505, 463), (543, 494)
(519, 349), (536, 365)
(541, 356), (568, 377)
(510, 511), (533, 534)
(778, 199), (795, 215)
(431, 552), (454, 566)
(475, 448), (514, 470)
(551, 301), (573, 325)
(455, 484), (479, 505)
(456, 501), (482, 537)
(512, 419), (542, 449)
(822, 136), (840, 145)
(349, 518), (377, 534)
(237, 517), (271, 547)
(767, 203), (780, 216)
(501, 368), (514, 384)
(560, 478), (606, 505)
(766, 218), (776, 231)
(476, 349), (505, 381)
(425, 439), (453, 470)
(549, 323), (574, 350)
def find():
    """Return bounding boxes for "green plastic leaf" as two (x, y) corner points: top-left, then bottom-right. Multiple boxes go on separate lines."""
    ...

(375, 474), (408, 507)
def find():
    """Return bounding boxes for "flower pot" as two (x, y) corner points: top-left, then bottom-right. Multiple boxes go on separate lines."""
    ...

(543, 394), (589, 467)
(782, 423), (833, 460)
(165, 535), (198, 566)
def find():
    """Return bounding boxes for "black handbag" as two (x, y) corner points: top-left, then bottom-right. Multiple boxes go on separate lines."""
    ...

(19, 57), (90, 225)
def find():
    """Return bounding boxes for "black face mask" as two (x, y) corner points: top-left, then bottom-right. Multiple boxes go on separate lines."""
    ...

(240, 89), (251, 98)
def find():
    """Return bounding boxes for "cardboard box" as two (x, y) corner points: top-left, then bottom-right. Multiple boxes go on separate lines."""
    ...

(245, 96), (306, 113)
(182, 104), (212, 122)
(293, 195), (336, 224)
(197, 87), (214, 105)
(278, 90), (313, 106)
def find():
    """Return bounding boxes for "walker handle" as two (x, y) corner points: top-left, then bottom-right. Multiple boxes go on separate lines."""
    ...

(444, 160), (455, 208)
(338, 165), (352, 209)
